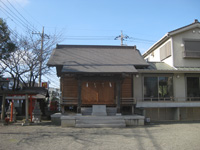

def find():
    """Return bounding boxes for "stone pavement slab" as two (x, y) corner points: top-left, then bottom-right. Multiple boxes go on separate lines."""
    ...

(0, 121), (200, 150)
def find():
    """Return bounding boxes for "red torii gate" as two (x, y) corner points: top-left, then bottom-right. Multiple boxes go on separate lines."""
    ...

(6, 94), (37, 122)
(0, 87), (47, 125)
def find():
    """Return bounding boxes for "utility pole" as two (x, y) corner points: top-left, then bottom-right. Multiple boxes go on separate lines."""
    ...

(38, 26), (44, 87)
(32, 27), (45, 87)
(120, 30), (123, 46)
(114, 30), (129, 46)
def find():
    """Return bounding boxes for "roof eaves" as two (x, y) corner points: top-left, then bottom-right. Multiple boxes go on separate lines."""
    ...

(137, 69), (200, 73)
(168, 21), (200, 36)
(142, 33), (170, 58)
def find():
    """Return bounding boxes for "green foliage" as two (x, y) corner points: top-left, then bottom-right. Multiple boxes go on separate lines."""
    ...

(0, 18), (16, 60)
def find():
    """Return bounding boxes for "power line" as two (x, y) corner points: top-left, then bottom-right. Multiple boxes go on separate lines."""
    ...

(0, 0), (39, 33)
(0, 5), (28, 30)
(63, 37), (114, 41)
(6, 0), (38, 32)
(0, 0), (31, 29)
(43, 75), (59, 88)
(13, 0), (43, 27)
(129, 37), (156, 43)
(8, 27), (18, 38)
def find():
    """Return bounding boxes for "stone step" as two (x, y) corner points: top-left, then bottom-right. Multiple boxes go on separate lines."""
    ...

(76, 123), (126, 128)
(92, 105), (107, 116)
(81, 107), (117, 116)
(75, 116), (123, 120)
(81, 107), (92, 115)
(76, 119), (125, 124)
(75, 116), (126, 128)
(106, 107), (117, 116)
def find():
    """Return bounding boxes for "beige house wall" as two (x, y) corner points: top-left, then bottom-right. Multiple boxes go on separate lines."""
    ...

(173, 73), (186, 101)
(133, 74), (143, 102)
(172, 27), (200, 67)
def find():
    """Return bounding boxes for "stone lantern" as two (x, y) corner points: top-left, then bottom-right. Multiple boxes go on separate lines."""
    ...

(32, 102), (42, 123)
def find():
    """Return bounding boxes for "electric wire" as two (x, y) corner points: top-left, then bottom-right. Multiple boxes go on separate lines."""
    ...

(0, 0), (38, 33)
(0, 0), (30, 29)
(6, 0), (39, 32)
(43, 75), (59, 88)
(0, 5), (28, 31)
(13, 0), (43, 27)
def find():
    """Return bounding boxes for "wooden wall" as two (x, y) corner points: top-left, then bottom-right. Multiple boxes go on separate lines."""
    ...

(61, 76), (78, 98)
(61, 75), (133, 105)
(81, 81), (115, 105)
(121, 76), (133, 98)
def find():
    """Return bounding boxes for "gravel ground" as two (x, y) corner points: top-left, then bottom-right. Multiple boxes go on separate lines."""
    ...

(0, 121), (200, 150)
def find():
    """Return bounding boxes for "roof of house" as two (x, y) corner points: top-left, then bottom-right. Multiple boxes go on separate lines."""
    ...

(143, 19), (200, 58)
(137, 62), (175, 72)
(138, 62), (200, 73)
(47, 45), (148, 74)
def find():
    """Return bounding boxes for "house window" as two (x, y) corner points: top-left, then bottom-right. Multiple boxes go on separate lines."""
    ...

(144, 77), (158, 98)
(184, 40), (200, 58)
(160, 41), (171, 60)
(187, 77), (200, 97)
(144, 76), (173, 100)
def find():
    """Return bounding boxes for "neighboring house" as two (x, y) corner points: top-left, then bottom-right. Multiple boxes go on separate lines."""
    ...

(138, 19), (200, 121)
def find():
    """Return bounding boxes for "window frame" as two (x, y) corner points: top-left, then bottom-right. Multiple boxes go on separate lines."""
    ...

(183, 39), (200, 58)
(143, 74), (173, 101)
(186, 76), (200, 99)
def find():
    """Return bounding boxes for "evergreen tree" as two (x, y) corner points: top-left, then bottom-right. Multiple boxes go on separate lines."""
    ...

(0, 18), (16, 77)
(0, 18), (16, 60)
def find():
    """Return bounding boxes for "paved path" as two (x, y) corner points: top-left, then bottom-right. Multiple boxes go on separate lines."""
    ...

(0, 122), (200, 150)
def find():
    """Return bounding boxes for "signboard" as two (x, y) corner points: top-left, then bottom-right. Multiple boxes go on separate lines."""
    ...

(42, 82), (48, 88)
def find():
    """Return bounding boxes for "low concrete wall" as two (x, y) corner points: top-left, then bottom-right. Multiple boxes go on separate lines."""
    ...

(60, 115), (145, 127)
(136, 102), (200, 108)
(61, 116), (76, 127)
(51, 113), (62, 125)
(124, 115), (145, 126)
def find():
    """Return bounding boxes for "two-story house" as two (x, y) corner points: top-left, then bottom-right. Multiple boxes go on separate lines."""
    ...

(135, 19), (200, 121)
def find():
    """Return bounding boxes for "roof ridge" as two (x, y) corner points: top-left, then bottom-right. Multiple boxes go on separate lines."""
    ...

(56, 44), (137, 49)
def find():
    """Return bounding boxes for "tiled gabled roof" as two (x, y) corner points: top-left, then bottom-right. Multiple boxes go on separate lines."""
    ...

(47, 45), (148, 73)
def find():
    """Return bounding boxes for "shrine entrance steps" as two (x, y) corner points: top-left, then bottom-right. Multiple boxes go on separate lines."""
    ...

(81, 106), (117, 116)
(52, 105), (145, 127)
(75, 116), (126, 128)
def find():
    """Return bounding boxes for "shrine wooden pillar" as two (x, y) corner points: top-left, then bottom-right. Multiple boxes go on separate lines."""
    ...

(25, 94), (29, 124)
(77, 80), (82, 114)
(1, 94), (6, 122)
(116, 80), (121, 114)
(10, 100), (13, 122)
(30, 95), (33, 122)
